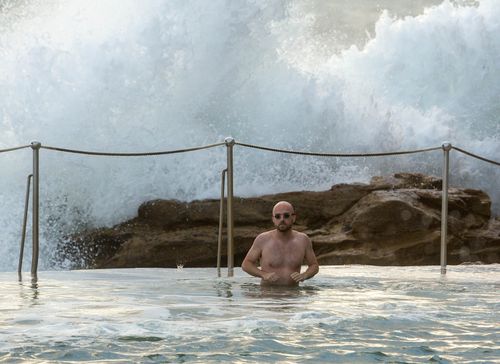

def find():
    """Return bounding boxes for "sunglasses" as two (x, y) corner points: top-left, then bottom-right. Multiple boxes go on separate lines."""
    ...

(273, 213), (294, 219)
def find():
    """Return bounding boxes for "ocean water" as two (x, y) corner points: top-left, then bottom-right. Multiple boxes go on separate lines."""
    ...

(1, 265), (498, 363)
(1, 0), (499, 271)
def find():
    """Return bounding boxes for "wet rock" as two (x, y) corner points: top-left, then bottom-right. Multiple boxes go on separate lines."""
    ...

(61, 173), (500, 268)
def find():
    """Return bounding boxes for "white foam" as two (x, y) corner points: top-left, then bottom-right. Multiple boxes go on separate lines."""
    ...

(0, 1), (498, 270)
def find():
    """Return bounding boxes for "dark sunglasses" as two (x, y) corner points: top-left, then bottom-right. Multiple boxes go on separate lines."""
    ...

(274, 213), (294, 219)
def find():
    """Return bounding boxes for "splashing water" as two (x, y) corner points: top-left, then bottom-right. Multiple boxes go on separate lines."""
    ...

(0, 0), (498, 270)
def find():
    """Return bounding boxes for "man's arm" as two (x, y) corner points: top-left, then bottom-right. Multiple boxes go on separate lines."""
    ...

(242, 235), (278, 282)
(290, 236), (319, 283)
(241, 241), (264, 278)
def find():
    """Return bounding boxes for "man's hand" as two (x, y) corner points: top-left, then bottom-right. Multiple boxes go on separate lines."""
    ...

(262, 271), (279, 282)
(290, 272), (306, 283)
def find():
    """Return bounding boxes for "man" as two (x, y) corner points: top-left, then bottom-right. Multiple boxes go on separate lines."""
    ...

(241, 201), (319, 286)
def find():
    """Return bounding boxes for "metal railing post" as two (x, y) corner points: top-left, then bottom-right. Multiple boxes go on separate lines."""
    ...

(30, 142), (41, 278)
(440, 142), (451, 275)
(217, 169), (227, 277)
(225, 137), (235, 277)
(18, 174), (33, 277)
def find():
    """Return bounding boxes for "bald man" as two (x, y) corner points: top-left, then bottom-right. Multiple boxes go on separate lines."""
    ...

(242, 201), (319, 286)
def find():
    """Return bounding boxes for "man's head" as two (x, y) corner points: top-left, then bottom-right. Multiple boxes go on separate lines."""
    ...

(272, 201), (296, 232)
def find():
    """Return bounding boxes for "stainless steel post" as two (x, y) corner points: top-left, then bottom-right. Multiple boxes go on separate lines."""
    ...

(225, 137), (235, 277)
(440, 142), (451, 275)
(18, 174), (33, 277)
(217, 169), (227, 278)
(31, 142), (41, 278)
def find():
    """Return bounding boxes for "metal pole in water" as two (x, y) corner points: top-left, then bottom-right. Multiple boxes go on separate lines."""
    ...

(18, 174), (33, 278)
(217, 169), (227, 278)
(440, 142), (452, 275)
(225, 137), (235, 277)
(31, 142), (41, 278)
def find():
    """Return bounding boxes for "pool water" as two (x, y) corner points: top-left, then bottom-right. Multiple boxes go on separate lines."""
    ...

(1, 265), (498, 363)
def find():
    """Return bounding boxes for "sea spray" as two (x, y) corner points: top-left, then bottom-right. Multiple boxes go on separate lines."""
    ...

(0, 0), (498, 270)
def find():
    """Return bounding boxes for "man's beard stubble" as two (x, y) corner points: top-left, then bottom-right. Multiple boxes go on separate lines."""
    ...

(277, 223), (292, 232)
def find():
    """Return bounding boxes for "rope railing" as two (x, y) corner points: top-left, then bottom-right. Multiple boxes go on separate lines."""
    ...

(452, 146), (500, 166)
(2, 142), (497, 163)
(236, 141), (441, 157)
(41, 142), (226, 157)
(0, 145), (31, 154)
(5, 138), (499, 279)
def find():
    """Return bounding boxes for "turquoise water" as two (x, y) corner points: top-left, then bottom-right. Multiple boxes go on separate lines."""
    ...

(1, 265), (498, 363)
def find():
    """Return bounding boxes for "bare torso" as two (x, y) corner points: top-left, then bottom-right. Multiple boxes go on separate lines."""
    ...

(258, 230), (309, 286)
(241, 201), (319, 286)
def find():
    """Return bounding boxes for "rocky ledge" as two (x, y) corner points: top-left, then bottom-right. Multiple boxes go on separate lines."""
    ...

(59, 173), (500, 269)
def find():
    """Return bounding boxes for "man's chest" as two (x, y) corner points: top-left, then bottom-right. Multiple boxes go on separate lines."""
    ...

(262, 242), (305, 268)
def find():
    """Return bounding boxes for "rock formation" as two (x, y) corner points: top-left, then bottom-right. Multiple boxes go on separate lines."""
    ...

(59, 173), (500, 269)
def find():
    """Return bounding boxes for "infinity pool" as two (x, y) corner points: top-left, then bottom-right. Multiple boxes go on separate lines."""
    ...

(1, 265), (498, 363)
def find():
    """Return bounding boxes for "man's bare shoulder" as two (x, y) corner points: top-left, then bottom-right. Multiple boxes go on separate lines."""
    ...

(254, 230), (275, 244)
(293, 230), (311, 243)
